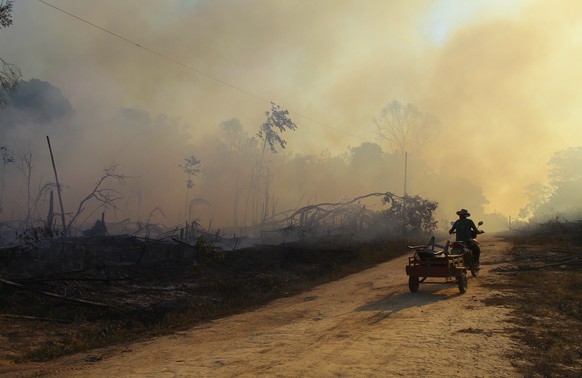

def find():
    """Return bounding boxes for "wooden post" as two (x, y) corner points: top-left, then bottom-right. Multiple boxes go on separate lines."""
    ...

(46, 136), (67, 236)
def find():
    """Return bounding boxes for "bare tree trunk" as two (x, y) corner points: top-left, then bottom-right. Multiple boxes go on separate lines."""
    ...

(17, 152), (33, 228)
(25, 154), (32, 228)
(0, 147), (13, 219)
(262, 167), (270, 224)
(184, 177), (190, 223)
(253, 140), (268, 225)
(46, 136), (67, 236)
(46, 190), (54, 230)
(0, 161), (4, 218)
(0, 278), (111, 308)
(232, 141), (241, 227)
(242, 168), (253, 227)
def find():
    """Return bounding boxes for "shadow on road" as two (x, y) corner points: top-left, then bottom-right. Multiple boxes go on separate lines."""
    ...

(356, 284), (460, 316)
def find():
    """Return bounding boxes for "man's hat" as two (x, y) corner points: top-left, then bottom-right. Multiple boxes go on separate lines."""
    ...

(456, 209), (470, 216)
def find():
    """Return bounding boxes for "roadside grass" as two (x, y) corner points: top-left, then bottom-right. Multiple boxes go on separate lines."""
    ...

(483, 242), (582, 377)
(510, 270), (582, 377)
(19, 321), (136, 362)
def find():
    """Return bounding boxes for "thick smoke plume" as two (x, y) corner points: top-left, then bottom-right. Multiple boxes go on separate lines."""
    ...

(1, 1), (581, 234)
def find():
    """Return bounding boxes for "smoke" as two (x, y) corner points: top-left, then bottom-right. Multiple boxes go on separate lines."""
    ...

(1, 1), (581, 233)
(418, 0), (582, 216)
(0, 81), (493, 234)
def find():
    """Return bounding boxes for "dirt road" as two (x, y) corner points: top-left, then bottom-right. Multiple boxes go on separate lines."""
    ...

(7, 235), (519, 377)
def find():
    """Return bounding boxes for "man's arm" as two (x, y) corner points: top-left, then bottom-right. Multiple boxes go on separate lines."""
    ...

(469, 219), (479, 232)
(449, 220), (457, 234)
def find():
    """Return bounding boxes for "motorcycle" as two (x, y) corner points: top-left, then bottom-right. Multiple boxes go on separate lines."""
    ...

(449, 221), (484, 277)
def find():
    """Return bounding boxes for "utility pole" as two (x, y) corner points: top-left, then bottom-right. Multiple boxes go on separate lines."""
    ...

(404, 151), (408, 196)
(403, 151), (409, 240)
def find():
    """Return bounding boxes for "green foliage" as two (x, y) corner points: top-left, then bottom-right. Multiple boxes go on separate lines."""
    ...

(179, 155), (201, 189)
(0, 145), (13, 165)
(0, 0), (13, 29)
(383, 193), (438, 234)
(192, 236), (224, 273)
(1, 1), (20, 109)
(548, 146), (582, 184)
(521, 146), (582, 221)
(257, 102), (297, 153)
(179, 155), (202, 221)
(180, 155), (201, 178)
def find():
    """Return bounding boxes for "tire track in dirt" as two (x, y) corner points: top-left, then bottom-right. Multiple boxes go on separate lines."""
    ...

(5, 235), (519, 377)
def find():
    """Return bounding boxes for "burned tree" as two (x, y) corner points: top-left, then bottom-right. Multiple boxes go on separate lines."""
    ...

(67, 162), (128, 235)
(16, 151), (54, 230)
(280, 193), (386, 236)
(264, 191), (438, 241)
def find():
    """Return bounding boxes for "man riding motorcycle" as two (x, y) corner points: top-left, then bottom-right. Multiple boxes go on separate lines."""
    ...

(448, 209), (483, 266)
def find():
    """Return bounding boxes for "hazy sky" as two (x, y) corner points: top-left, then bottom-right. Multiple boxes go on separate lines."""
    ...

(1, 0), (581, 220)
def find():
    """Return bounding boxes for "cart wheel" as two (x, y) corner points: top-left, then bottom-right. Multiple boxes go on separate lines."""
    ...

(457, 273), (467, 294)
(409, 276), (420, 293)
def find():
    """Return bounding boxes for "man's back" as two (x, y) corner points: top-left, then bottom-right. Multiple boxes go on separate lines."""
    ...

(453, 218), (476, 241)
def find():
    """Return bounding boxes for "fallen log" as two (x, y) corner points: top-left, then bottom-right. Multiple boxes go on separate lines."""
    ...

(0, 278), (112, 308)
(0, 313), (72, 324)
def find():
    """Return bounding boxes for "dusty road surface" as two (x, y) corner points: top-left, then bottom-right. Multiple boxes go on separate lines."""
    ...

(6, 235), (519, 377)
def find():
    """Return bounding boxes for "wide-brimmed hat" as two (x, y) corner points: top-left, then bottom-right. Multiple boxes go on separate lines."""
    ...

(456, 209), (471, 217)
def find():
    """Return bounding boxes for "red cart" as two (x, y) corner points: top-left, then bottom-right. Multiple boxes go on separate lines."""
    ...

(405, 237), (468, 294)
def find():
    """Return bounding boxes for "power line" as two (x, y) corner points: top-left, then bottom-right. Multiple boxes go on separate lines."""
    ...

(36, 0), (369, 142)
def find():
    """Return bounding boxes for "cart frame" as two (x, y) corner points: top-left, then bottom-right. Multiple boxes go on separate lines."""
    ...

(405, 237), (468, 294)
